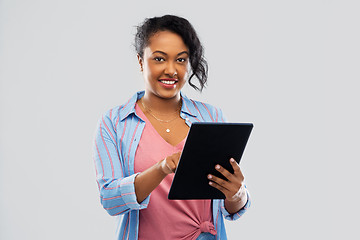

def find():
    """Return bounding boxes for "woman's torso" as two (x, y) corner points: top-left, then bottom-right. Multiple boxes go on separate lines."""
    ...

(134, 102), (215, 240)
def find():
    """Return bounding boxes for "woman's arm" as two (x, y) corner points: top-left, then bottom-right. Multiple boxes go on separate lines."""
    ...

(224, 185), (248, 214)
(134, 152), (181, 203)
(94, 110), (182, 215)
(94, 110), (153, 216)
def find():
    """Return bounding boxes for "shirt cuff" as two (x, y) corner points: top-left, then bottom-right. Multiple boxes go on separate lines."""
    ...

(120, 173), (151, 210)
(220, 187), (251, 221)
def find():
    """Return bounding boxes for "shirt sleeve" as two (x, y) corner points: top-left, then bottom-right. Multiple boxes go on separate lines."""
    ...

(93, 110), (150, 216)
(219, 186), (251, 221)
(216, 107), (227, 123)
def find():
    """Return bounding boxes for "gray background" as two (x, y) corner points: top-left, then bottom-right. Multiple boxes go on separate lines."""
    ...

(1, 0), (359, 239)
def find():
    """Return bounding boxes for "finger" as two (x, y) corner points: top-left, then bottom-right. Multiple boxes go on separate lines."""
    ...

(168, 155), (178, 172)
(173, 152), (181, 165)
(229, 158), (245, 182)
(208, 180), (230, 196)
(208, 174), (230, 192)
(169, 161), (177, 173)
(215, 164), (234, 182)
(229, 158), (241, 174)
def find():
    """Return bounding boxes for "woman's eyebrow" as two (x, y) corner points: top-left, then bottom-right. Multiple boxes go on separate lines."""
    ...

(152, 50), (189, 56)
(177, 51), (189, 56)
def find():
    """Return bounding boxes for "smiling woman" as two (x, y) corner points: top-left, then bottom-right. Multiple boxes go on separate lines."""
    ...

(93, 15), (251, 240)
(139, 31), (189, 103)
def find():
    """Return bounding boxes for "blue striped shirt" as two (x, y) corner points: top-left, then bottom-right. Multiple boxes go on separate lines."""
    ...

(93, 91), (251, 240)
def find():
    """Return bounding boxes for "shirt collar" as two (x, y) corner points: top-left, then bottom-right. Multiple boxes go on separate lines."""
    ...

(119, 90), (198, 121)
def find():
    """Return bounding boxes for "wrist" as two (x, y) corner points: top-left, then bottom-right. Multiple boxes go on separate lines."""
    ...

(224, 186), (248, 214)
(226, 185), (246, 203)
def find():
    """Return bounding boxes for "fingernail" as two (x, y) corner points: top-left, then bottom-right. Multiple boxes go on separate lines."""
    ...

(230, 158), (235, 163)
(208, 174), (212, 179)
(209, 181), (213, 185)
(215, 165), (220, 170)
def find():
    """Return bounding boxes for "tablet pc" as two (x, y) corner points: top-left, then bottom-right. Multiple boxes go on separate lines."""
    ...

(168, 122), (253, 200)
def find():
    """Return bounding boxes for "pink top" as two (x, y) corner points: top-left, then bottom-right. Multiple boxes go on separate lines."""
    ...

(134, 103), (216, 240)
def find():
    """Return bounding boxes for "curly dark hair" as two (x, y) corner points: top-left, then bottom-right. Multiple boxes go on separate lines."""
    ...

(135, 15), (208, 92)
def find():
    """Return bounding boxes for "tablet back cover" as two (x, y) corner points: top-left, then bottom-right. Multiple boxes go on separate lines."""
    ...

(168, 122), (253, 200)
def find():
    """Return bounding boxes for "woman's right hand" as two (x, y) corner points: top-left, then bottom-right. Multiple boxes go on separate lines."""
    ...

(160, 151), (181, 175)
(135, 151), (182, 203)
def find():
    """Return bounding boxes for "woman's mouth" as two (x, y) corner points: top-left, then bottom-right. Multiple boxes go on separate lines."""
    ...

(158, 78), (178, 88)
(160, 80), (176, 84)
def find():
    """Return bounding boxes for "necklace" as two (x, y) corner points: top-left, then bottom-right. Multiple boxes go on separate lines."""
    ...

(140, 98), (182, 133)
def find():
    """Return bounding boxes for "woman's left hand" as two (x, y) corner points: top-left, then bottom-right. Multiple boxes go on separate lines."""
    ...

(207, 158), (246, 203)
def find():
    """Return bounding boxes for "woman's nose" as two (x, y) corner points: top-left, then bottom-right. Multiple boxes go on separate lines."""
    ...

(164, 62), (177, 77)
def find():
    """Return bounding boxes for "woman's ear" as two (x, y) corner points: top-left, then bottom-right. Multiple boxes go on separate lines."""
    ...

(137, 54), (143, 72)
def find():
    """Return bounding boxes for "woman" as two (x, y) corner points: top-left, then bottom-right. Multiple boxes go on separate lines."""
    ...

(94, 15), (250, 240)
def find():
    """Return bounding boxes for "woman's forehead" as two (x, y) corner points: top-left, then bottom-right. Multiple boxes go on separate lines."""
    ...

(146, 31), (188, 53)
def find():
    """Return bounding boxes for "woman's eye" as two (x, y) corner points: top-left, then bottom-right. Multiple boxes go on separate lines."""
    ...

(154, 57), (165, 62)
(177, 58), (187, 63)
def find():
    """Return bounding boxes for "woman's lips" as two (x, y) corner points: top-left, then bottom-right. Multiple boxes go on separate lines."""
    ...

(158, 78), (178, 88)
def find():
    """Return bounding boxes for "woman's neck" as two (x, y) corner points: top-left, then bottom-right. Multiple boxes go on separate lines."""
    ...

(141, 92), (182, 114)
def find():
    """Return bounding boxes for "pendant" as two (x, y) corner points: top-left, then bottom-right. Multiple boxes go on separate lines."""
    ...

(166, 129), (170, 133)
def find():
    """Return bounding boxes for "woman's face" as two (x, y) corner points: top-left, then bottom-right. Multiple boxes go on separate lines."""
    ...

(138, 31), (189, 100)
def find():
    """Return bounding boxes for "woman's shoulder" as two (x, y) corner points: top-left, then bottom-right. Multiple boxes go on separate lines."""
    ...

(101, 92), (140, 123)
(182, 96), (226, 123)
(102, 105), (123, 122)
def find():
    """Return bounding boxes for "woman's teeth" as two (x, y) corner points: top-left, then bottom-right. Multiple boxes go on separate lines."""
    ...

(160, 80), (176, 84)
